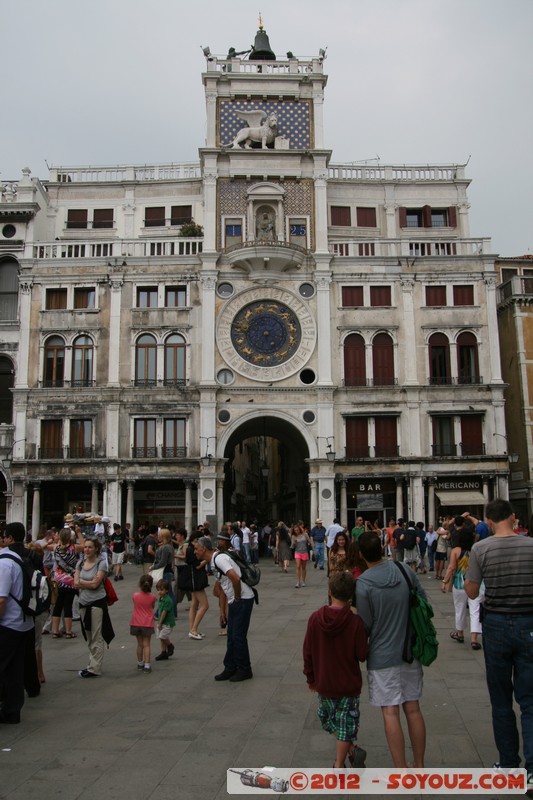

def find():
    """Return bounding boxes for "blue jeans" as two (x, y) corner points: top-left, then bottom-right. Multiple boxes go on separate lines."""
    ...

(482, 612), (533, 772)
(313, 542), (325, 568)
(224, 597), (254, 673)
(242, 543), (252, 563)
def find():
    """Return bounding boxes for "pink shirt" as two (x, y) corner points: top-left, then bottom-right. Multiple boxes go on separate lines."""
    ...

(130, 591), (156, 627)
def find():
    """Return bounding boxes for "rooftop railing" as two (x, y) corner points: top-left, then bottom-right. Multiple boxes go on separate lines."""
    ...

(328, 163), (466, 181)
(48, 163), (202, 183)
(33, 237), (203, 260)
(330, 238), (490, 258)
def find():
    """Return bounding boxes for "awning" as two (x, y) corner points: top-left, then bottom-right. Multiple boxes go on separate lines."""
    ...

(436, 491), (486, 507)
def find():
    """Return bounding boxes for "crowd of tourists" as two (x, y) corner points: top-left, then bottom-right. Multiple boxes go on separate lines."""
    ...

(1, 504), (532, 797)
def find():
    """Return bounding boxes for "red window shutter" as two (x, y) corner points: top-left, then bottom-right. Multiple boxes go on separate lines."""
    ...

(356, 207), (377, 227)
(422, 205), (432, 228)
(460, 416), (483, 456)
(426, 286), (447, 306)
(453, 285), (474, 305)
(344, 334), (366, 386)
(375, 417), (397, 457)
(145, 207), (166, 226)
(93, 208), (113, 229)
(331, 206), (351, 226)
(346, 417), (368, 458)
(372, 333), (394, 385)
(370, 286), (391, 307)
(67, 209), (88, 229)
(399, 207), (407, 228)
(448, 206), (457, 227)
(342, 286), (363, 307)
(170, 205), (193, 225)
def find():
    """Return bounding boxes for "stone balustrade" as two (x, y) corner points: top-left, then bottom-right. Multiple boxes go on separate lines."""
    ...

(328, 163), (466, 181)
(330, 238), (491, 258)
(48, 163), (202, 183)
(33, 237), (203, 260)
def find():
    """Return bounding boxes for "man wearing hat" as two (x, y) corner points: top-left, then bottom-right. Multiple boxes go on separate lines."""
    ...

(310, 518), (326, 570)
(193, 532), (255, 683)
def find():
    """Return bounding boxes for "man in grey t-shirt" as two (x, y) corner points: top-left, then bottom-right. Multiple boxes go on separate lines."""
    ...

(356, 532), (427, 768)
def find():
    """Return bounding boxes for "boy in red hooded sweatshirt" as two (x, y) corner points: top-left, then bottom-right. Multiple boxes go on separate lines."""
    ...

(303, 571), (369, 768)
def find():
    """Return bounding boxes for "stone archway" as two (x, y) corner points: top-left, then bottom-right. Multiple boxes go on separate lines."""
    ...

(221, 415), (311, 525)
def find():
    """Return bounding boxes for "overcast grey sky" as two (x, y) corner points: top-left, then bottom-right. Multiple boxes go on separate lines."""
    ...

(3, 0), (532, 256)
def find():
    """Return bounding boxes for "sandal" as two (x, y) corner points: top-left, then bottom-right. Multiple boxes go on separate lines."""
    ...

(52, 633), (62, 639)
(65, 632), (77, 639)
(450, 631), (464, 643)
(471, 641), (482, 650)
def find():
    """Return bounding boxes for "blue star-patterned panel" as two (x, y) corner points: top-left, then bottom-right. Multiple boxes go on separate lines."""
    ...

(218, 99), (312, 150)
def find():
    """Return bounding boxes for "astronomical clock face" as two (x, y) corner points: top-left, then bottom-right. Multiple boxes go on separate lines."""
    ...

(217, 288), (316, 382)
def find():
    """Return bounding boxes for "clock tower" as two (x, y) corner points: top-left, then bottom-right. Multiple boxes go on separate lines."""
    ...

(197, 23), (336, 525)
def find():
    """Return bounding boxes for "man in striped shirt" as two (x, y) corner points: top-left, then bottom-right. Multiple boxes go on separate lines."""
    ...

(465, 498), (533, 797)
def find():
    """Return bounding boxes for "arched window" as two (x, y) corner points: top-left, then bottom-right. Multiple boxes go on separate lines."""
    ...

(72, 335), (94, 387)
(428, 333), (451, 385)
(0, 356), (14, 424)
(457, 332), (480, 384)
(135, 334), (157, 386)
(372, 333), (394, 386)
(43, 336), (65, 388)
(344, 334), (366, 387)
(164, 334), (186, 386)
(0, 259), (19, 320)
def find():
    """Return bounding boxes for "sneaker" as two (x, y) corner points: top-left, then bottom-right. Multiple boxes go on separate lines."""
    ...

(300, 582), (306, 587)
(188, 631), (203, 640)
(78, 669), (98, 678)
(167, 643), (175, 656)
(214, 669), (236, 681)
(229, 669), (253, 682)
(348, 745), (367, 768)
(143, 665), (152, 673)
(295, 582), (300, 588)
(119, 575), (124, 580)
(137, 663), (144, 670)
(155, 652), (169, 661)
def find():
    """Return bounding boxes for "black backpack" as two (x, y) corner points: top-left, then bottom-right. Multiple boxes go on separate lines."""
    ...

(403, 528), (417, 550)
(0, 552), (51, 618)
(214, 551), (261, 587)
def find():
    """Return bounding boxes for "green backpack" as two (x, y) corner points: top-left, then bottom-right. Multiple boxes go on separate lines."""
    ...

(396, 562), (439, 667)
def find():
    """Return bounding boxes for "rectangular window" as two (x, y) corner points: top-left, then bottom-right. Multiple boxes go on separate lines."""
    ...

(137, 287), (158, 308)
(370, 286), (391, 307)
(342, 286), (364, 307)
(431, 208), (448, 227)
(460, 415), (484, 456)
(144, 207), (166, 227)
(426, 285), (447, 306)
(375, 417), (398, 457)
(66, 209), (88, 229)
(225, 218), (243, 246)
(404, 209), (423, 228)
(346, 417), (369, 459)
(170, 205), (193, 226)
(165, 286), (187, 307)
(93, 208), (114, 229)
(74, 287), (96, 309)
(45, 288), (67, 310)
(331, 206), (351, 226)
(432, 416), (455, 457)
(134, 419), (157, 458)
(163, 418), (186, 457)
(356, 207), (377, 227)
(453, 285), (474, 306)
(70, 419), (92, 458)
(40, 420), (63, 459)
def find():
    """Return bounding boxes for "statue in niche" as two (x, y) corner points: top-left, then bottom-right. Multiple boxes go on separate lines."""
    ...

(256, 208), (276, 241)
(228, 109), (278, 149)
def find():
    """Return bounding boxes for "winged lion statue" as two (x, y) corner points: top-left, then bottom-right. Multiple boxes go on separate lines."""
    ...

(228, 109), (278, 149)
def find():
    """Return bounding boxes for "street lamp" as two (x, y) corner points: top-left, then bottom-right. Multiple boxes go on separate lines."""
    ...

(1, 439), (26, 470)
(200, 436), (216, 467)
(317, 436), (336, 462)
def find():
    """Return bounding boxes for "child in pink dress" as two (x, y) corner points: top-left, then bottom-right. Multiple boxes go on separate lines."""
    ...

(130, 574), (156, 673)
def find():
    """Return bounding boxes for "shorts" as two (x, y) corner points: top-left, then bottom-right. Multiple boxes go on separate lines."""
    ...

(130, 625), (154, 637)
(403, 547), (418, 563)
(367, 661), (423, 707)
(435, 552), (447, 561)
(157, 624), (173, 640)
(317, 695), (360, 742)
(294, 552), (309, 561)
(112, 551), (125, 565)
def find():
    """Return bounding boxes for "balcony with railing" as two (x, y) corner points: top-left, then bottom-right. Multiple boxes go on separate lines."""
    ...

(330, 238), (489, 258)
(428, 376), (483, 386)
(498, 276), (533, 306)
(345, 445), (400, 460)
(131, 379), (187, 389)
(131, 446), (187, 459)
(432, 443), (487, 457)
(328, 163), (466, 181)
(48, 163), (202, 183)
(343, 378), (398, 388)
(39, 379), (96, 389)
(33, 237), (203, 260)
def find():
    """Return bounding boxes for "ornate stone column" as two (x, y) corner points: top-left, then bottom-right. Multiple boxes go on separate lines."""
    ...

(309, 478), (318, 524)
(199, 274), (217, 384)
(184, 479), (193, 534)
(31, 482), (41, 540)
(484, 277), (504, 384)
(315, 274), (333, 385)
(400, 278), (418, 385)
(107, 275), (124, 387)
(126, 481), (135, 529)
(340, 479), (348, 527)
(427, 478), (436, 526)
(91, 482), (100, 513)
(395, 478), (404, 521)
(216, 479), (224, 533)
